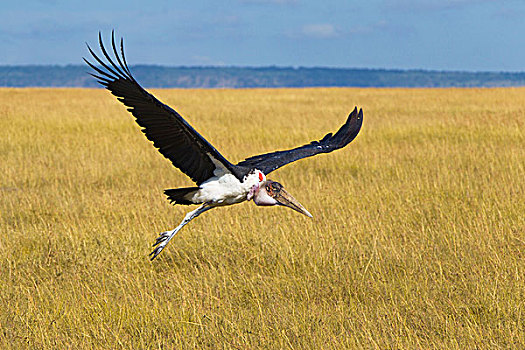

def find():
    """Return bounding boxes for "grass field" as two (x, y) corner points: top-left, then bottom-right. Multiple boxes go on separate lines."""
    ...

(1, 87), (524, 349)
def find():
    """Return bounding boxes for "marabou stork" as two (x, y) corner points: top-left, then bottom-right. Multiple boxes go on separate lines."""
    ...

(85, 32), (363, 260)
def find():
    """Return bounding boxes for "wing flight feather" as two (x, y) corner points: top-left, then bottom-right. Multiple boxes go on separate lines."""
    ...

(237, 107), (363, 175)
(85, 32), (245, 185)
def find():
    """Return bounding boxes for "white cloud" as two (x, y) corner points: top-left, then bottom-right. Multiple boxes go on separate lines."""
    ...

(301, 24), (337, 38)
(387, 0), (497, 11)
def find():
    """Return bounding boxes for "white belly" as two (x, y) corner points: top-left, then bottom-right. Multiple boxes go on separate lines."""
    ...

(189, 173), (252, 205)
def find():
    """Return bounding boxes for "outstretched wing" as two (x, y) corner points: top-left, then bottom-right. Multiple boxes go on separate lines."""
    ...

(237, 107), (363, 175)
(84, 32), (245, 185)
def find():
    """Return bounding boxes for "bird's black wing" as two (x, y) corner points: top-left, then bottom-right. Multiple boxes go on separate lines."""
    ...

(237, 107), (363, 175)
(84, 32), (245, 185)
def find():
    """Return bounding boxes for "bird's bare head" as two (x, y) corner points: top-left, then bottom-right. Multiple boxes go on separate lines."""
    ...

(252, 180), (312, 218)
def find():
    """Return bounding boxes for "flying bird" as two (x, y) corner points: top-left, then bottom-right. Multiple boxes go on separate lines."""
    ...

(85, 32), (363, 260)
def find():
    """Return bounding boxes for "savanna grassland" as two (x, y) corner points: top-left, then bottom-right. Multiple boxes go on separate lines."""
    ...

(0, 87), (524, 349)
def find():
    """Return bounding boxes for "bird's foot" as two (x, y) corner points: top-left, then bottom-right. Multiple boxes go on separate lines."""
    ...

(149, 230), (173, 260)
(148, 204), (212, 261)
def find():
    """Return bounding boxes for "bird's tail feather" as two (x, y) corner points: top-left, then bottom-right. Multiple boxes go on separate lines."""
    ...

(164, 187), (200, 205)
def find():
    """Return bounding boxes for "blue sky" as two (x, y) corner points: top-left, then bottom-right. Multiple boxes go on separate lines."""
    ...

(1, 0), (524, 71)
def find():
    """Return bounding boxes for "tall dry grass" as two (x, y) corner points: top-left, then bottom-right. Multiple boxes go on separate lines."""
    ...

(0, 87), (524, 348)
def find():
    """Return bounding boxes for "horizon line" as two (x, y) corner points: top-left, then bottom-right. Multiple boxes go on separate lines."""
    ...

(1, 64), (524, 75)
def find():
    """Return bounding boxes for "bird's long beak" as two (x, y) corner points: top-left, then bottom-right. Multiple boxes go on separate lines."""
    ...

(274, 188), (313, 218)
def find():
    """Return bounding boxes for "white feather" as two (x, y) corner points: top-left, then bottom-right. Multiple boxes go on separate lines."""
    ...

(189, 169), (264, 205)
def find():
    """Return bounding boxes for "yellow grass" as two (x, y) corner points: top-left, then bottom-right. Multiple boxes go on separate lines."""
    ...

(1, 87), (524, 349)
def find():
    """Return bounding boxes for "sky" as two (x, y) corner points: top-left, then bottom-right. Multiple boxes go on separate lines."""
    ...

(1, 0), (524, 71)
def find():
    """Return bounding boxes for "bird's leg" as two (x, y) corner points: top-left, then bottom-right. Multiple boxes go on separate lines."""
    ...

(149, 203), (213, 260)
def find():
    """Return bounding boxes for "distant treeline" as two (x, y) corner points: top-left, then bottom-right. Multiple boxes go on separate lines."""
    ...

(2, 65), (525, 88)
